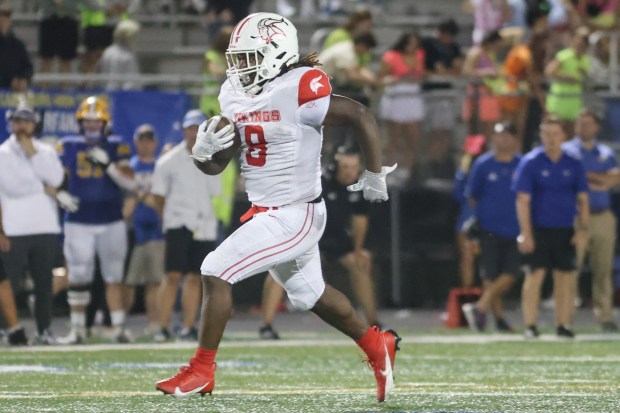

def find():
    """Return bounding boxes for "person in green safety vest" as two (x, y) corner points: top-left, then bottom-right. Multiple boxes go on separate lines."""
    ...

(81, 0), (128, 76)
(199, 26), (233, 118)
(544, 27), (590, 138)
(211, 159), (238, 242)
(322, 8), (374, 67)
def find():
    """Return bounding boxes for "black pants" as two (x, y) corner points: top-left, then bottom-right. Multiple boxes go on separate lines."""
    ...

(0, 234), (57, 334)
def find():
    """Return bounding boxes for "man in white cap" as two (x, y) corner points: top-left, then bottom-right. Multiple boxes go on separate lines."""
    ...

(0, 104), (74, 344)
(148, 110), (221, 341)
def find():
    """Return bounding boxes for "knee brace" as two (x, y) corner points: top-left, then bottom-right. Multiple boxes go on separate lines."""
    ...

(67, 286), (91, 307)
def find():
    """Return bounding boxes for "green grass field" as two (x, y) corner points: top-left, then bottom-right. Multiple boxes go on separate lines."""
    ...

(1, 332), (619, 413)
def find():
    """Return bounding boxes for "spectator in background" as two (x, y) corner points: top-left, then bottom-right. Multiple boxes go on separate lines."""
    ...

(323, 9), (374, 67)
(200, 26), (232, 118)
(423, 18), (463, 78)
(522, 0), (553, 151)
(562, 110), (619, 332)
(148, 110), (221, 342)
(0, 106), (67, 345)
(82, 0), (129, 76)
(318, 31), (377, 105)
(258, 274), (284, 339)
(506, 0), (527, 28)
(0, 2), (33, 92)
(378, 32), (426, 187)
(462, 122), (521, 333)
(99, 19), (141, 90)
(572, 0), (620, 30)
(463, 0), (511, 44)
(0, 241), (27, 345)
(319, 150), (380, 326)
(422, 19), (463, 179)
(123, 124), (163, 335)
(545, 27), (591, 137)
(37, 0), (81, 77)
(58, 96), (135, 344)
(453, 136), (487, 288)
(513, 115), (589, 339)
(462, 30), (504, 139)
(499, 3), (550, 145)
(205, 0), (252, 42)
(206, 0), (252, 22)
(318, 30), (377, 159)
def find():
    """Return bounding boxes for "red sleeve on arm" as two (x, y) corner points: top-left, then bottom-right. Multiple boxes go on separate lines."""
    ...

(298, 69), (332, 107)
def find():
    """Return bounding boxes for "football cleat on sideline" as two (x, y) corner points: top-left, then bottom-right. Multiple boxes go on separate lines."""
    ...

(365, 328), (401, 402)
(156, 361), (216, 398)
(462, 303), (487, 332)
(57, 328), (86, 345)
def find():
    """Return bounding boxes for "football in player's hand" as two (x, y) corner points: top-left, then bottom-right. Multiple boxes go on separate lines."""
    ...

(212, 115), (241, 160)
(194, 115), (241, 175)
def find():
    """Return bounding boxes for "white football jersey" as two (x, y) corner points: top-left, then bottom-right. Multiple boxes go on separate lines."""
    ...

(219, 66), (332, 207)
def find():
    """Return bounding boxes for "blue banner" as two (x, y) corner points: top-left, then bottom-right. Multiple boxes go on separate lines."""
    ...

(0, 90), (190, 152)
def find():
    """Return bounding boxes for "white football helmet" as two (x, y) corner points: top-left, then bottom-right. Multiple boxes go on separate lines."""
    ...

(226, 12), (300, 95)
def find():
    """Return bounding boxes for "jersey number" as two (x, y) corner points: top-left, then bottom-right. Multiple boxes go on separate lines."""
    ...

(77, 151), (104, 178)
(244, 125), (267, 167)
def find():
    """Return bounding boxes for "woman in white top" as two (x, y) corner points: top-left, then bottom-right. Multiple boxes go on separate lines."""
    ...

(378, 32), (426, 186)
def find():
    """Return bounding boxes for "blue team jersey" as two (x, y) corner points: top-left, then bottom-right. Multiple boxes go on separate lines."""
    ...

(562, 138), (618, 212)
(130, 156), (163, 244)
(466, 151), (521, 238)
(58, 135), (131, 224)
(512, 147), (588, 229)
(453, 169), (474, 232)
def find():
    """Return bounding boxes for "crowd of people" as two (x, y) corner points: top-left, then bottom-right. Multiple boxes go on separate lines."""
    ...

(0, 0), (619, 351)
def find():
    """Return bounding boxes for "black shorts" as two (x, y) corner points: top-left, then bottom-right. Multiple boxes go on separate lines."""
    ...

(165, 227), (215, 274)
(83, 25), (114, 52)
(39, 16), (79, 60)
(523, 228), (576, 272)
(319, 236), (353, 260)
(478, 232), (520, 280)
(0, 255), (6, 282)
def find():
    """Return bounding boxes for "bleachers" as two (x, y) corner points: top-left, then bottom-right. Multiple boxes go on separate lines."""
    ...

(8, 0), (474, 80)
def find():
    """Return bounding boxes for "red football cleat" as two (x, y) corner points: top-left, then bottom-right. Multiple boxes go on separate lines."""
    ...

(365, 328), (401, 402)
(156, 360), (216, 398)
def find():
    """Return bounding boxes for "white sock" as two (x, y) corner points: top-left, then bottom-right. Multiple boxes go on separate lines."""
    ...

(70, 312), (86, 328)
(111, 311), (126, 328)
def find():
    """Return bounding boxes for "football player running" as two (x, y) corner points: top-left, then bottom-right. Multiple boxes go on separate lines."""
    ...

(156, 13), (399, 402)
(58, 96), (136, 344)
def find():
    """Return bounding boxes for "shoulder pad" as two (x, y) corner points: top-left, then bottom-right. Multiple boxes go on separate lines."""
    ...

(298, 68), (332, 106)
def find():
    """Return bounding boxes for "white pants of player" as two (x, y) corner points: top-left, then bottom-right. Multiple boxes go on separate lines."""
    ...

(201, 200), (327, 311)
(64, 221), (128, 285)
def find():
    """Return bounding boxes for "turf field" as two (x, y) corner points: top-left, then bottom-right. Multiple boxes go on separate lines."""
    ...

(0, 331), (619, 413)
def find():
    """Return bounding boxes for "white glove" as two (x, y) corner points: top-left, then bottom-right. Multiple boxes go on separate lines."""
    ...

(86, 146), (110, 168)
(56, 190), (80, 213)
(190, 116), (236, 162)
(347, 164), (397, 202)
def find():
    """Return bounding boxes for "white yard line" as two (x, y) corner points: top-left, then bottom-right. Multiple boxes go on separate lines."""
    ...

(2, 333), (619, 353)
(0, 389), (611, 399)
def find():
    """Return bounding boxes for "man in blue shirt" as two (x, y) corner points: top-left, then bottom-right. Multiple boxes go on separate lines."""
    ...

(513, 115), (589, 338)
(58, 96), (135, 344)
(562, 110), (619, 332)
(462, 122), (521, 333)
(123, 124), (164, 335)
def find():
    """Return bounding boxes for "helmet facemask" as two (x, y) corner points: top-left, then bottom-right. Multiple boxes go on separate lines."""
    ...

(226, 47), (269, 96)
